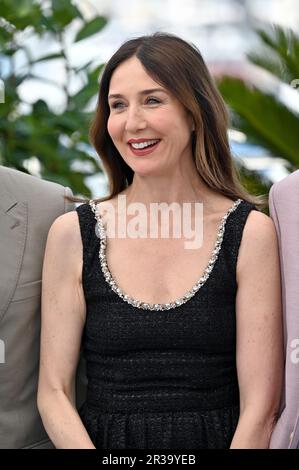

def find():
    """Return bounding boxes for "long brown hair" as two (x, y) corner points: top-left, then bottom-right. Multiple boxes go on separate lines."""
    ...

(69, 32), (265, 208)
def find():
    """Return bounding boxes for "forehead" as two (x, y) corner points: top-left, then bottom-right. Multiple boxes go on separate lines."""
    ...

(109, 56), (161, 93)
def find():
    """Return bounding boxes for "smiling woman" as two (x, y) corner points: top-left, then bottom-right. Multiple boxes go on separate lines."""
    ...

(105, 56), (196, 175)
(37, 32), (283, 450)
(86, 33), (264, 207)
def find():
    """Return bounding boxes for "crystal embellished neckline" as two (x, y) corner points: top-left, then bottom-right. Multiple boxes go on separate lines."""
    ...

(89, 198), (243, 311)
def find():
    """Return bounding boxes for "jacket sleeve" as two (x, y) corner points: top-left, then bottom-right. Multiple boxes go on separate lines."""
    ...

(269, 183), (299, 449)
(64, 186), (75, 213)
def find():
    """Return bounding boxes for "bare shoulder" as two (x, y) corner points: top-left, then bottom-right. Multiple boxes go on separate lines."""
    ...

(242, 209), (277, 243)
(48, 210), (81, 241)
(237, 209), (279, 280)
(46, 211), (82, 268)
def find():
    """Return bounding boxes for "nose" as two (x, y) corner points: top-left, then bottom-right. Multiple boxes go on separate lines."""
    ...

(124, 105), (147, 132)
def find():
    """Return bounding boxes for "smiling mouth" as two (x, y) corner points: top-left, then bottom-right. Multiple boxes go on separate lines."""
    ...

(128, 139), (161, 147)
(128, 140), (161, 156)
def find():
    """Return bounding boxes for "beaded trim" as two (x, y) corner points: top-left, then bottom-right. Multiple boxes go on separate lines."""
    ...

(89, 198), (243, 311)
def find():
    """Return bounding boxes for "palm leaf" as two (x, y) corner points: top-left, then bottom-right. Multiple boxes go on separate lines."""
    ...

(218, 76), (299, 166)
(247, 25), (299, 84)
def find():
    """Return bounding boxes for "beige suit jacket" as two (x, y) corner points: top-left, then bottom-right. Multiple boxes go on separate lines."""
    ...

(0, 166), (86, 448)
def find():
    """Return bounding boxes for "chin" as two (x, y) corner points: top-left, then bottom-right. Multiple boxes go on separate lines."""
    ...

(133, 168), (155, 177)
(131, 161), (163, 176)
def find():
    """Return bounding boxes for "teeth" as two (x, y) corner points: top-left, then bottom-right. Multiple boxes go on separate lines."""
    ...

(130, 139), (159, 149)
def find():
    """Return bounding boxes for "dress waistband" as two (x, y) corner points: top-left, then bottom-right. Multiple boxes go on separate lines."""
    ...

(86, 382), (239, 414)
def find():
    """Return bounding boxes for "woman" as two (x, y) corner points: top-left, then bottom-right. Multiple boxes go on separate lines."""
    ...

(269, 169), (299, 449)
(37, 32), (283, 449)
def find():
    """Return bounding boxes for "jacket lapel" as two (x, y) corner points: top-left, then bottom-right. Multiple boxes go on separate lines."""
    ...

(0, 190), (28, 322)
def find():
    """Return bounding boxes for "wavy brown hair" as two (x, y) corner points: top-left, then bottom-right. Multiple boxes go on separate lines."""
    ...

(69, 32), (265, 208)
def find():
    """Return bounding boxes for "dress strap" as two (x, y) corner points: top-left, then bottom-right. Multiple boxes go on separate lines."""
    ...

(76, 201), (99, 283)
(76, 202), (96, 243)
(220, 200), (259, 282)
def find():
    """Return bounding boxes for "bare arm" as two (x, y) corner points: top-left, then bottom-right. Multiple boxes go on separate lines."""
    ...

(230, 210), (284, 449)
(37, 211), (95, 449)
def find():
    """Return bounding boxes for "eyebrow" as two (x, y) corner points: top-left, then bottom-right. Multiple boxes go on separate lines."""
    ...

(108, 88), (167, 100)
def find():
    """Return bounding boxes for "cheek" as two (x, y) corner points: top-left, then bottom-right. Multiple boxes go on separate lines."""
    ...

(153, 109), (182, 134)
(172, 116), (191, 139)
(107, 116), (120, 140)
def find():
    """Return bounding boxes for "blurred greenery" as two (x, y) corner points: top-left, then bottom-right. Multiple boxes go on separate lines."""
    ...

(237, 163), (270, 202)
(217, 24), (299, 185)
(0, 0), (107, 195)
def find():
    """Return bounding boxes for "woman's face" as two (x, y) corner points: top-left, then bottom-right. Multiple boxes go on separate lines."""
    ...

(107, 56), (194, 176)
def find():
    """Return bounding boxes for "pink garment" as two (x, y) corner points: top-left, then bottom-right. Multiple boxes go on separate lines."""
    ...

(269, 169), (299, 449)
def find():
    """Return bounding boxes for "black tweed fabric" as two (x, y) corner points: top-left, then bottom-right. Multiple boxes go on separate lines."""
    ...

(75, 199), (257, 449)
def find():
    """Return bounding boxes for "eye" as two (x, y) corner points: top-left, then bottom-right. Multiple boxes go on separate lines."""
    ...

(146, 97), (160, 104)
(110, 97), (160, 109)
(111, 101), (124, 109)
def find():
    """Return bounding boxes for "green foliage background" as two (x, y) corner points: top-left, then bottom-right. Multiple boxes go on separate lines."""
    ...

(217, 25), (299, 189)
(0, 0), (107, 196)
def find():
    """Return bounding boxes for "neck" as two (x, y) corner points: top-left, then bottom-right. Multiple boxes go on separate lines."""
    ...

(122, 169), (215, 208)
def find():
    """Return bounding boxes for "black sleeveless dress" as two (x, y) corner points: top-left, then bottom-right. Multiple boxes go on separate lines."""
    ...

(76, 198), (257, 449)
